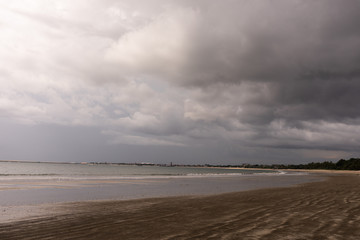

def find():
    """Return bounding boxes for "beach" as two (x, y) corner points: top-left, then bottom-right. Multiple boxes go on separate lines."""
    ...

(1, 174), (359, 240)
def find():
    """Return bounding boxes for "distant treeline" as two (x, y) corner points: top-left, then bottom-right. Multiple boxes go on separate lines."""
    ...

(243, 158), (360, 170)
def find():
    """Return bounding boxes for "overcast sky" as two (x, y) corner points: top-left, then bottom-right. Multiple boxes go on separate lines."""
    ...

(1, 0), (360, 164)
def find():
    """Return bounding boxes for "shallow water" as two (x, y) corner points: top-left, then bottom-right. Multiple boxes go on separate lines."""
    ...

(0, 161), (322, 206)
(0, 161), (278, 180)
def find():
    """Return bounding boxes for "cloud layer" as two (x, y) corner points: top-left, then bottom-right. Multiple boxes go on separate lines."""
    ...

(1, 0), (360, 163)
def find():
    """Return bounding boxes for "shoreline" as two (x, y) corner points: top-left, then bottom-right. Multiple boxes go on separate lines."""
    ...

(0, 172), (320, 207)
(0, 173), (322, 223)
(1, 174), (360, 239)
(226, 167), (360, 174)
(3, 159), (359, 174)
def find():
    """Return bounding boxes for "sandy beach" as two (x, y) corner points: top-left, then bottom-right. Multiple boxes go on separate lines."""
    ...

(0, 174), (359, 240)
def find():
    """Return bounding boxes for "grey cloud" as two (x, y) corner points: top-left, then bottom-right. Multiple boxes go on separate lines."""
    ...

(181, 0), (360, 84)
(2, 0), (360, 163)
(106, 0), (360, 123)
(274, 79), (360, 121)
(167, 0), (360, 127)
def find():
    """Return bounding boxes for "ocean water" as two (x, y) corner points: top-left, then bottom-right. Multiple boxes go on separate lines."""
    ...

(0, 161), (321, 206)
(0, 161), (280, 179)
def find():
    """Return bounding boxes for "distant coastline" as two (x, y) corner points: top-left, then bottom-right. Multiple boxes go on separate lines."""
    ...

(232, 167), (360, 175)
(1, 158), (360, 172)
(239, 158), (360, 171)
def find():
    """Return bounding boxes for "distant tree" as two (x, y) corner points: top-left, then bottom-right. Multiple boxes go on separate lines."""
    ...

(242, 158), (360, 170)
(336, 158), (360, 170)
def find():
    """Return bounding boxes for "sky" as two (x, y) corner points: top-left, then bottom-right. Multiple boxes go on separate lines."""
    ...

(1, 0), (360, 165)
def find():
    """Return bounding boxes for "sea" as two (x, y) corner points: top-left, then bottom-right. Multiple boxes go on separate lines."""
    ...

(0, 161), (321, 206)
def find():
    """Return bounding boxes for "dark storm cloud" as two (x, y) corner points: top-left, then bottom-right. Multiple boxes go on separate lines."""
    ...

(182, 0), (360, 82)
(172, 0), (360, 124)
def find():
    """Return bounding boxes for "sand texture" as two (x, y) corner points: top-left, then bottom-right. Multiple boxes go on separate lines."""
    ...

(0, 175), (359, 240)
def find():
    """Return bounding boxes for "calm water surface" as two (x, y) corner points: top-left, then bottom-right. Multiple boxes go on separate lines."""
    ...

(0, 161), (276, 179)
(0, 161), (321, 206)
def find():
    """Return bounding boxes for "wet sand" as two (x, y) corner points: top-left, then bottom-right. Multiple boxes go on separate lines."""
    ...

(1, 175), (359, 240)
